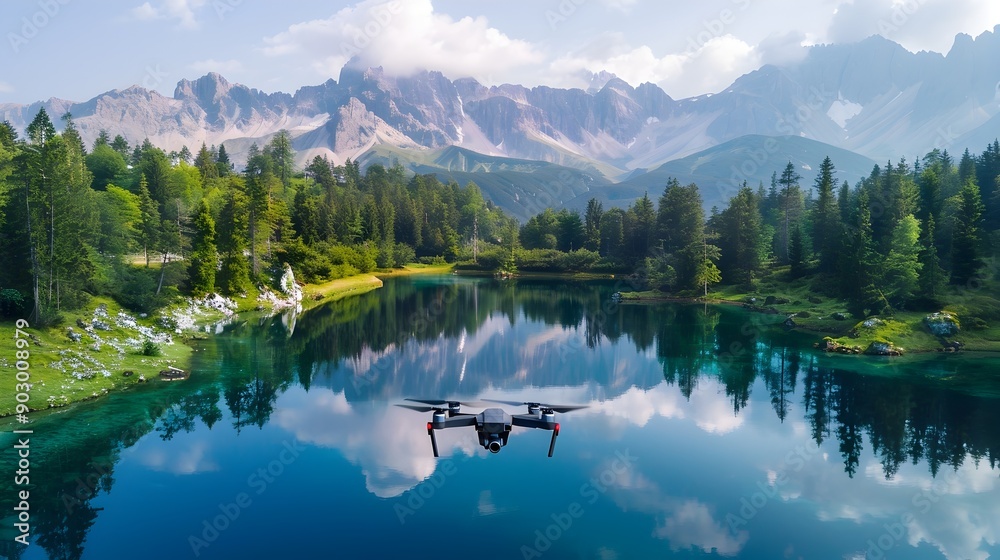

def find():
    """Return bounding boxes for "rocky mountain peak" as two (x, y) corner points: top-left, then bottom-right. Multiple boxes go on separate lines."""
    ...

(174, 72), (233, 104)
(587, 71), (620, 94)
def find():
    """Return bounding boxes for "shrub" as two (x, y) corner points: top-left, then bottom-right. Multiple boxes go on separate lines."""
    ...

(392, 243), (416, 267)
(141, 340), (162, 356)
(0, 288), (25, 318)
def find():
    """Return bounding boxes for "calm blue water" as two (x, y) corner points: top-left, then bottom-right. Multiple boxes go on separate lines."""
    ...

(2, 276), (999, 560)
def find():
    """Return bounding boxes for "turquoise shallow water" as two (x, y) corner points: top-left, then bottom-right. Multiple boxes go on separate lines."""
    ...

(2, 276), (999, 560)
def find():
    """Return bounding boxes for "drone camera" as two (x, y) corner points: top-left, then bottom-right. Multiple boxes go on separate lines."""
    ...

(487, 440), (503, 453)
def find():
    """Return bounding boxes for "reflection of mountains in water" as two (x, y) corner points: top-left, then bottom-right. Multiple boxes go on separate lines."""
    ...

(5, 277), (1000, 560)
(231, 276), (1000, 479)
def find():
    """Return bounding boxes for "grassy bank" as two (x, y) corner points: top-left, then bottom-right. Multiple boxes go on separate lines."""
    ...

(1, 263), (456, 418)
(1, 298), (194, 418)
(302, 263), (454, 307)
(619, 270), (1000, 354)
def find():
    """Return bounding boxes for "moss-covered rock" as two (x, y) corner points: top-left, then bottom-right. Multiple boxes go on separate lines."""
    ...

(924, 312), (960, 336)
(864, 341), (904, 356)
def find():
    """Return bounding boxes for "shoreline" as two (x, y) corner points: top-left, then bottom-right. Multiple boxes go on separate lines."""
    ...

(617, 289), (1000, 355)
(0, 263), (455, 419)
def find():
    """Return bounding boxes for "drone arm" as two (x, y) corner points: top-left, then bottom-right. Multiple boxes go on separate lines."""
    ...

(511, 414), (553, 430)
(435, 414), (478, 429)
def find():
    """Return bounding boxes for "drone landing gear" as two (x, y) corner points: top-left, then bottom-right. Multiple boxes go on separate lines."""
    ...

(547, 423), (560, 457)
(427, 423), (439, 457)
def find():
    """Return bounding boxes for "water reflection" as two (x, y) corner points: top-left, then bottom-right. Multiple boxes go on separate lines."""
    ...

(2, 276), (999, 560)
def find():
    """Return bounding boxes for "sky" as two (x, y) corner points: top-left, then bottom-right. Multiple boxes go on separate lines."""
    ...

(2, 0), (1000, 104)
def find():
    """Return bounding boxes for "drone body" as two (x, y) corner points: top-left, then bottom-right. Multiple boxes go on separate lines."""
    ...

(398, 399), (585, 457)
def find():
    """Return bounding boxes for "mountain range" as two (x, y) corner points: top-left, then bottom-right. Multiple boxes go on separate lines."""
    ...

(3, 28), (1000, 217)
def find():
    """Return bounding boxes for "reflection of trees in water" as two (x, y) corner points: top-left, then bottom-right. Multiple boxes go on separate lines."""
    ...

(13, 278), (1000, 558)
(0, 379), (223, 559)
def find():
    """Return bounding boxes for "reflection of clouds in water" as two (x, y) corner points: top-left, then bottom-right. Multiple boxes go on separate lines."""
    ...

(137, 439), (218, 475)
(482, 378), (746, 435)
(273, 387), (480, 498)
(603, 468), (748, 557)
(776, 453), (1000, 560)
(656, 500), (748, 556)
(272, 375), (746, 498)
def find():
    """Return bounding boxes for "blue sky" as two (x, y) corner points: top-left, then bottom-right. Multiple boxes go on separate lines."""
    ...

(2, 0), (1000, 104)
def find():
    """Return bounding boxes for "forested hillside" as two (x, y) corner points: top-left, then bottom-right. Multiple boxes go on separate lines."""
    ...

(0, 108), (516, 324)
(2, 105), (999, 328)
(517, 146), (1000, 320)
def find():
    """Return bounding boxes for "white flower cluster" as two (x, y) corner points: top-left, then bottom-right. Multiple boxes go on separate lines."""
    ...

(115, 311), (138, 330)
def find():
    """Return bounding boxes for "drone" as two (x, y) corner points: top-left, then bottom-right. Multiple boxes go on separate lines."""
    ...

(397, 398), (587, 457)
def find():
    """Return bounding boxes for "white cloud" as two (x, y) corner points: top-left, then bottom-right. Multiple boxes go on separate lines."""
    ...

(274, 387), (482, 498)
(598, 0), (639, 13)
(0, 81), (14, 94)
(656, 500), (749, 556)
(130, 2), (160, 21)
(130, 0), (207, 29)
(136, 439), (218, 475)
(190, 58), (244, 75)
(261, 0), (543, 83)
(548, 34), (760, 99)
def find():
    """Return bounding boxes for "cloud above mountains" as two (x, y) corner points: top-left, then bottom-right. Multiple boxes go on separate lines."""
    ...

(261, 0), (543, 85)
(253, 0), (1000, 100)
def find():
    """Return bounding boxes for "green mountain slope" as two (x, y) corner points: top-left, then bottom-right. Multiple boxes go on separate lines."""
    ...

(565, 135), (879, 213)
(358, 136), (878, 221)
(357, 145), (611, 221)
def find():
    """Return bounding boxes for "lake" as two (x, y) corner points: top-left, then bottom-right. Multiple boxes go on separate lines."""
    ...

(2, 275), (999, 560)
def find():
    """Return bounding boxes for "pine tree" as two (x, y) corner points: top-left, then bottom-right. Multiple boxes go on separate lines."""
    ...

(217, 186), (251, 295)
(188, 200), (217, 295)
(917, 215), (947, 305)
(811, 156), (839, 273)
(111, 135), (130, 160)
(882, 215), (922, 305)
(194, 143), (219, 181)
(244, 146), (273, 278)
(840, 190), (885, 317)
(216, 144), (232, 176)
(137, 175), (160, 267)
(950, 178), (984, 285)
(776, 162), (803, 263)
(265, 131), (294, 189)
(584, 198), (603, 252)
(627, 193), (655, 262)
(718, 184), (765, 286)
(789, 224), (806, 278)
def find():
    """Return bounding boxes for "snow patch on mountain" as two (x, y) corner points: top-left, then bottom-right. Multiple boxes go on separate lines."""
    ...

(827, 95), (863, 128)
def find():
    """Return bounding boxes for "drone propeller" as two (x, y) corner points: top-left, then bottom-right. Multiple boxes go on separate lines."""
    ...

(396, 403), (446, 413)
(404, 398), (490, 408)
(482, 399), (588, 414)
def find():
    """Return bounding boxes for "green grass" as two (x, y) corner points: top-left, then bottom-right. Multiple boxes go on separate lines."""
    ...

(1, 298), (193, 417)
(619, 266), (1000, 354)
(302, 263), (456, 308)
